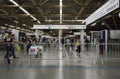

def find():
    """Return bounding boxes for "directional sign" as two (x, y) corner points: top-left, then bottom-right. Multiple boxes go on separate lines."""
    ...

(86, 0), (119, 25)
(33, 25), (86, 29)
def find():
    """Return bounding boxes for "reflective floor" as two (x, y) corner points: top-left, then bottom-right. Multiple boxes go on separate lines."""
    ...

(0, 47), (120, 79)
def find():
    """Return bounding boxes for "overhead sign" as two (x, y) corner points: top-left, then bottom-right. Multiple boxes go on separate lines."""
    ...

(86, 0), (120, 25)
(74, 32), (86, 35)
(110, 30), (120, 39)
(74, 32), (81, 35)
(33, 25), (86, 29)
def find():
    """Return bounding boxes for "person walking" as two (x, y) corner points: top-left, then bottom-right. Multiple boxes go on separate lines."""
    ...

(4, 33), (18, 64)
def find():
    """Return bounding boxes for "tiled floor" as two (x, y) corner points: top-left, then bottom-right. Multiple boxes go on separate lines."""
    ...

(0, 47), (120, 79)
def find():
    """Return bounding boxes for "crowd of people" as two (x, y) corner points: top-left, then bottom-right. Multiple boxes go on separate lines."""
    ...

(1, 32), (92, 64)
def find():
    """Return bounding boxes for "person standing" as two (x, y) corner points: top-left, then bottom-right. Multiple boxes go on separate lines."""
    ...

(27, 36), (33, 53)
(4, 33), (18, 64)
(99, 39), (104, 57)
(75, 39), (81, 54)
(85, 37), (89, 51)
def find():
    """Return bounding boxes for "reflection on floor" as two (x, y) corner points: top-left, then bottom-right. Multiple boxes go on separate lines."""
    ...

(0, 47), (120, 79)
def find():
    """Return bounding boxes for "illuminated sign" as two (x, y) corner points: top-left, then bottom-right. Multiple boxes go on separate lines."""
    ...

(33, 25), (86, 29)
(86, 0), (119, 25)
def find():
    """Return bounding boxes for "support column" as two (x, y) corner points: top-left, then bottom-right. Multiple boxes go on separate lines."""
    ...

(12, 29), (19, 42)
(80, 29), (84, 52)
(35, 30), (39, 41)
(59, 29), (62, 59)
(105, 30), (108, 56)
(91, 31), (93, 49)
(91, 31), (93, 43)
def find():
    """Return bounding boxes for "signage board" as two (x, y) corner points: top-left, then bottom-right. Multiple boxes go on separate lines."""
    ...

(33, 25), (86, 30)
(110, 30), (120, 39)
(86, 0), (119, 25)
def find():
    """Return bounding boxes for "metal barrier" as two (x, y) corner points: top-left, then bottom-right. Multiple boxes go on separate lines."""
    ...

(68, 43), (120, 60)
(0, 42), (120, 59)
(0, 42), (120, 66)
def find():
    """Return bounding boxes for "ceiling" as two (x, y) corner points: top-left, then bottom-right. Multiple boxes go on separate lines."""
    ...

(0, 0), (108, 33)
(86, 11), (120, 32)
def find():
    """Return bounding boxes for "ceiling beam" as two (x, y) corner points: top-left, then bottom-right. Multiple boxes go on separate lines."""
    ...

(44, 7), (52, 16)
(102, 20), (111, 30)
(74, 0), (92, 20)
(40, 0), (49, 6)
(30, 0), (37, 5)
(30, 0), (44, 15)
(112, 17), (118, 29)
(0, 13), (91, 17)
(0, 5), (98, 8)
(36, 21), (82, 25)
(69, 7), (77, 15)
(30, 0), (48, 20)
(0, 13), (87, 17)
(73, 0), (82, 6)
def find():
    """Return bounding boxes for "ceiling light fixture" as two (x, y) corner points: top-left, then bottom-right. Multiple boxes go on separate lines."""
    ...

(119, 12), (120, 17)
(30, 15), (37, 20)
(1, 26), (6, 29)
(5, 24), (8, 26)
(8, 28), (12, 30)
(45, 20), (84, 22)
(9, 25), (15, 28)
(9, 0), (41, 24)
(23, 24), (26, 26)
(101, 23), (105, 25)
(16, 27), (20, 29)
(91, 23), (96, 26)
(59, 0), (62, 24)
(37, 20), (41, 24)
(82, 20), (85, 24)
(14, 20), (19, 23)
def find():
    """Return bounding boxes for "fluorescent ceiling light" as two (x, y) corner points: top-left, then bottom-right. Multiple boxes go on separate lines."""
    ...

(30, 15), (37, 20)
(119, 12), (120, 17)
(101, 23), (105, 25)
(14, 20), (19, 23)
(16, 27), (20, 29)
(9, 25), (15, 28)
(82, 20), (85, 24)
(19, 7), (30, 15)
(37, 20), (41, 24)
(23, 24), (26, 26)
(9, 0), (40, 23)
(5, 24), (8, 26)
(60, 1), (62, 6)
(9, 0), (19, 6)
(59, 0), (62, 24)
(1, 26), (6, 29)
(91, 23), (96, 26)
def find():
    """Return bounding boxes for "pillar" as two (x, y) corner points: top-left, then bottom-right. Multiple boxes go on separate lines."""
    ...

(80, 29), (84, 52)
(59, 29), (62, 59)
(91, 31), (93, 43)
(12, 29), (19, 42)
(105, 30), (108, 56)
(35, 30), (39, 41)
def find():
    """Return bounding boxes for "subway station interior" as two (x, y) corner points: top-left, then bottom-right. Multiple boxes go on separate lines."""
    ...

(0, 0), (120, 79)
